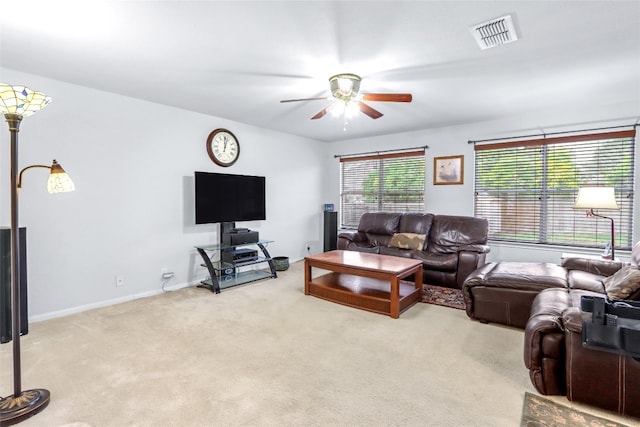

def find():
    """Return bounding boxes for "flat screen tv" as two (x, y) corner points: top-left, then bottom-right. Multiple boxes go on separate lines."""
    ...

(195, 172), (266, 224)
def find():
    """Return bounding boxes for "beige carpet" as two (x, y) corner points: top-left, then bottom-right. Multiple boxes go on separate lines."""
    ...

(1, 261), (637, 427)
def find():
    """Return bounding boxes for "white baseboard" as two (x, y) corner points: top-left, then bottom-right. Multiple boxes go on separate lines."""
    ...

(29, 280), (199, 323)
(28, 262), (305, 323)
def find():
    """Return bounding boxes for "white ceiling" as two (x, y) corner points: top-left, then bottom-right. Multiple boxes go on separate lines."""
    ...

(1, 1), (639, 142)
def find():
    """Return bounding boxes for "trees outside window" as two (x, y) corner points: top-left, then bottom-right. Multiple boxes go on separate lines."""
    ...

(474, 130), (635, 250)
(340, 151), (425, 228)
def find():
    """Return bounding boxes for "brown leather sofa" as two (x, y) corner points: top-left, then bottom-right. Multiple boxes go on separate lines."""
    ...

(464, 257), (640, 328)
(464, 243), (640, 417)
(524, 256), (640, 417)
(337, 212), (490, 289)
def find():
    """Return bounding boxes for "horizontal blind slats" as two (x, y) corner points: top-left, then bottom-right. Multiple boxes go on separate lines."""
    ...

(474, 135), (634, 249)
(341, 154), (425, 228)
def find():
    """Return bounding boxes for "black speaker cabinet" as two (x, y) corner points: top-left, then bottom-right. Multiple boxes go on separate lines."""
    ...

(0, 227), (28, 344)
(323, 211), (338, 252)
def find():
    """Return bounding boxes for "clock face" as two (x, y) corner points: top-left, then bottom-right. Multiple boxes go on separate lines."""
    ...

(206, 129), (240, 167)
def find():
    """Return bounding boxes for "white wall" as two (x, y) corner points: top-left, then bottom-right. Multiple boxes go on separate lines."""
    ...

(323, 101), (640, 264)
(0, 69), (327, 321)
(2, 68), (638, 321)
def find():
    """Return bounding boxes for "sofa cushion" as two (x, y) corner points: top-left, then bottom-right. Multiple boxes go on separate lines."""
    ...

(341, 241), (379, 254)
(567, 270), (606, 293)
(366, 234), (394, 248)
(398, 213), (434, 235)
(357, 212), (401, 235)
(389, 232), (426, 250)
(379, 246), (413, 258)
(470, 262), (568, 292)
(427, 215), (488, 254)
(603, 265), (640, 299)
(562, 257), (624, 277)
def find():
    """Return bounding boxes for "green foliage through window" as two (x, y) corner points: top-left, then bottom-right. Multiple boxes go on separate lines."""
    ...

(341, 152), (425, 228)
(474, 131), (635, 250)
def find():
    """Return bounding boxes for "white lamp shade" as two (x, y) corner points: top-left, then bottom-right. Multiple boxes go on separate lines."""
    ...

(47, 160), (75, 193)
(47, 172), (75, 194)
(574, 186), (619, 210)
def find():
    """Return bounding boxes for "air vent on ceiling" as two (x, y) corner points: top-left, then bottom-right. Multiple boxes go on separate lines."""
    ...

(471, 14), (519, 50)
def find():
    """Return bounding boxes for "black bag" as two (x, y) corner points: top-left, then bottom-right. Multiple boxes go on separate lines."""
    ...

(580, 295), (640, 358)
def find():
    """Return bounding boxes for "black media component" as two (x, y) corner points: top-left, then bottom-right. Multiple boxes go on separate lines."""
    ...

(581, 295), (640, 359)
(223, 230), (259, 246)
(324, 211), (337, 252)
(194, 172), (266, 224)
(221, 248), (259, 264)
(218, 266), (236, 281)
(0, 227), (28, 344)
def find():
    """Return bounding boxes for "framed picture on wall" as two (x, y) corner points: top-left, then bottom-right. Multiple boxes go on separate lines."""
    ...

(434, 155), (464, 185)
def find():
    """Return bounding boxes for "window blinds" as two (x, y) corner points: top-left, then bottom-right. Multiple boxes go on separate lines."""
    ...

(340, 150), (426, 228)
(474, 130), (635, 249)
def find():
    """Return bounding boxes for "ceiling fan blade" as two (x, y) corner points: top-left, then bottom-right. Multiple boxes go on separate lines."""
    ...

(280, 97), (328, 103)
(311, 104), (335, 120)
(362, 93), (412, 102)
(357, 102), (383, 119)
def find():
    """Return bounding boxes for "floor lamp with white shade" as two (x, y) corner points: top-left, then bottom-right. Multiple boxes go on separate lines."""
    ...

(574, 186), (619, 260)
(0, 83), (75, 425)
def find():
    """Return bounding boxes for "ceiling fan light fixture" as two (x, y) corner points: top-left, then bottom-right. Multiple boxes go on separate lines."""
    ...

(470, 14), (519, 50)
(281, 73), (410, 121)
(329, 73), (361, 102)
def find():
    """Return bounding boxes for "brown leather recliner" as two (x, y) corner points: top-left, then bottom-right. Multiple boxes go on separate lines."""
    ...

(525, 287), (640, 417)
(463, 256), (636, 329)
(337, 212), (490, 289)
(524, 254), (640, 417)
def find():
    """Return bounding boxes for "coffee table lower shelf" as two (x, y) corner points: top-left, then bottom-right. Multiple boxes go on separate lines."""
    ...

(307, 272), (421, 317)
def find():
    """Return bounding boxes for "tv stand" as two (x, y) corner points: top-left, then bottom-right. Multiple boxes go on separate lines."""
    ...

(195, 240), (277, 294)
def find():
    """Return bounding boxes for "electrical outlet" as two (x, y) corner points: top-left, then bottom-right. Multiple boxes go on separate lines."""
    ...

(115, 275), (124, 287)
(305, 241), (320, 254)
(160, 268), (175, 280)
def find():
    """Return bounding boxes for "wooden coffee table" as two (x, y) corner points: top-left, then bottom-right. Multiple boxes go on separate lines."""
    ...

(304, 250), (423, 318)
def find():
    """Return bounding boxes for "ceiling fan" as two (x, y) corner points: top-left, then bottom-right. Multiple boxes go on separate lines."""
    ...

(280, 73), (412, 120)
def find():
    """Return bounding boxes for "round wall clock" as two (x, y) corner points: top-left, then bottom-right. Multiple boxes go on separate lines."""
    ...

(206, 128), (240, 167)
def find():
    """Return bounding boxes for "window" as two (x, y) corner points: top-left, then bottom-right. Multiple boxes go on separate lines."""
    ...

(474, 130), (635, 250)
(340, 150), (426, 228)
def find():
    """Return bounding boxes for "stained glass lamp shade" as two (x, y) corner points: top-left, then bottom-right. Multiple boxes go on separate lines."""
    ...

(0, 83), (52, 117)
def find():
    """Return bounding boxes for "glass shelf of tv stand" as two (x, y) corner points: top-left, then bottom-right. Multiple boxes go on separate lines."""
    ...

(195, 240), (276, 294)
(196, 239), (274, 252)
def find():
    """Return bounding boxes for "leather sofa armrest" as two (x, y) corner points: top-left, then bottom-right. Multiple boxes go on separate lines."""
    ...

(562, 307), (584, 335)
(524, 311), (566, 370)
(337, 231), (367, 243)
(337, 231), (371, 250)
(458, 244), (491, 254)
(524, 288), (571, 395)
(561, 257), (626, 277)
(457, 250), (489, 288)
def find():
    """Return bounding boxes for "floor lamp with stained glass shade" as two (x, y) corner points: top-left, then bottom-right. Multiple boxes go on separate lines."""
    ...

(574, 186), (619, 260)
(0, 83), (75, 425)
